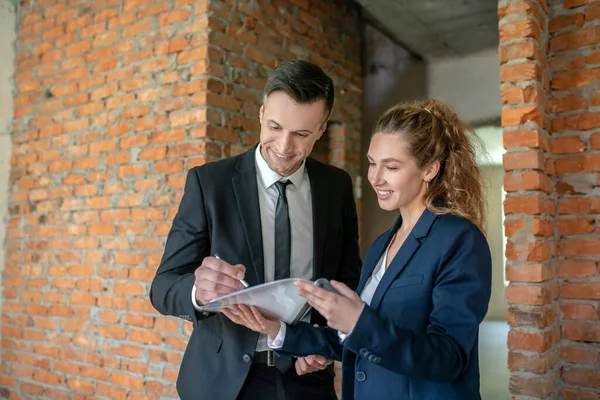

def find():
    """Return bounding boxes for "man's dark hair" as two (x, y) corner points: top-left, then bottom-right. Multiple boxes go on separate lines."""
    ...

(263, 60), (335, 120)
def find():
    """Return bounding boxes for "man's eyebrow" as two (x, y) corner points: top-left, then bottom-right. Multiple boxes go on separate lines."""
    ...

(293, 129), (314, 135)
(267, 119), (315, 134)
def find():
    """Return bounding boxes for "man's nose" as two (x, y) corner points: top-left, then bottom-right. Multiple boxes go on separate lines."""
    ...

(279, 132), (293, 153)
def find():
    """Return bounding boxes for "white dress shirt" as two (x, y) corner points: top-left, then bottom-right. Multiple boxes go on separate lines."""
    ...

(193, 144), (313, 352)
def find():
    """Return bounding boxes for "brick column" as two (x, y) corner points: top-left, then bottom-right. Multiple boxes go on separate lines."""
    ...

(550, 0), (600, 398)
(1, 0), (361, 398)
(499, 1), (560, 398)
(501, 0), (600, 397)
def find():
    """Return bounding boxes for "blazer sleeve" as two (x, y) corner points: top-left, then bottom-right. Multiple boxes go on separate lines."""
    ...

(149, 167), (211, 326)
(336, 172), (362, 290)
(342, 225), (492, 382)
(276, 322), (344, 362)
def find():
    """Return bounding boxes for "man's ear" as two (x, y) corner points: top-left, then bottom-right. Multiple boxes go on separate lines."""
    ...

(317, 120), (328, 139)
(259, 105), (264, 122)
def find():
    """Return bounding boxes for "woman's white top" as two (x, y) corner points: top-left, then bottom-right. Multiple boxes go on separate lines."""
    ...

(338, 243), (389, 341)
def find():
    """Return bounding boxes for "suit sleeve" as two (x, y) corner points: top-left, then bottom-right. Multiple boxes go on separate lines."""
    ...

(342, 226), (492, 382)
(149, 168), (211, 326)
(275, 322), (344, 362)
(336, 172), (362, 290)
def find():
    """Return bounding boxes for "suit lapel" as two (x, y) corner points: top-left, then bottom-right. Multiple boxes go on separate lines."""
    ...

(232, 146), (264, 285)
(356, 216), (402, 294)
(306, 158), (327, 280)
(368, 235), (421, 310)
(368, 209), (438, 310)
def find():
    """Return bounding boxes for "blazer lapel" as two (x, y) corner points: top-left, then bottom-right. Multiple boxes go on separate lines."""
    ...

(306, 158), (327, 280)
(369, 209), (438, 310)
(232, 146), (264, 285)
(355, 216), (402, 294)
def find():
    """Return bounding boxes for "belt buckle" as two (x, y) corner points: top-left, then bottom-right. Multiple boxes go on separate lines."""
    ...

(267, 350), (275, 367)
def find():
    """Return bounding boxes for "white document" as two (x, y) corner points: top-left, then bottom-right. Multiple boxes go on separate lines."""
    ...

(197, 278), (336, 325)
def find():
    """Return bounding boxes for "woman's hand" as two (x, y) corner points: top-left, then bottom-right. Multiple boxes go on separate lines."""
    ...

(222, 304), (281, 338)
(295, 280), (364, 334)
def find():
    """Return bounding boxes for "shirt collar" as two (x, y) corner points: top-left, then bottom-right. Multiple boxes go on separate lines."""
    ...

(255, 144), (306, 188)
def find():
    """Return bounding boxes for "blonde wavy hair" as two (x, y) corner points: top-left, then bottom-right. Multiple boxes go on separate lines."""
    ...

(373, 98), (487, 234)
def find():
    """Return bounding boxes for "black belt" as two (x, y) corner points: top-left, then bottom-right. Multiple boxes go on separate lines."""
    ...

(253, 351), (335, 377)
(252, 350), (278, 366)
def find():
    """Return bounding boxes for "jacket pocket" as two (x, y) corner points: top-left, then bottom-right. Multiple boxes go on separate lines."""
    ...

(388, 274), (423, 289)
(198, 320), (223, 353)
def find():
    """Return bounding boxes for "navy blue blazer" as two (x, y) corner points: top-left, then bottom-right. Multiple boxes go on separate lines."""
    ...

(278, 209), (492, 400)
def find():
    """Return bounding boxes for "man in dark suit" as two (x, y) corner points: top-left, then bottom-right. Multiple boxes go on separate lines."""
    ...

(150, 60), (362, 400)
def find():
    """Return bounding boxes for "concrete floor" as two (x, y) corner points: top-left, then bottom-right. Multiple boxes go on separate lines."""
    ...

(479, 320), (510, 400)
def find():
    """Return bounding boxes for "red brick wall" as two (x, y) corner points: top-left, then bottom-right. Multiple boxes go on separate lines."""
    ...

(1, 0), (361, 398)
(500, 0), (600, 398)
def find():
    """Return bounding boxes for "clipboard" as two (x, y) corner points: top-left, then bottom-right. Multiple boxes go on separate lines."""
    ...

(197, 277), (338, 325)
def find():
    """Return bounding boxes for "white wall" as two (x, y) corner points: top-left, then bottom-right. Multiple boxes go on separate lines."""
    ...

(428, 47), (502, 124)
(0, 0), (15, 336)
(482, 166), (509, 320)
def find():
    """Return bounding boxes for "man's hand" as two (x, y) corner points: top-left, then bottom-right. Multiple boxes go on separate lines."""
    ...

(222, 304), (281, 337)
(194, 256), (246, 305)
(295, 354), (333, 376)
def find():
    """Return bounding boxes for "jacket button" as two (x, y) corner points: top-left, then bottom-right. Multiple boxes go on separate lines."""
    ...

(372, 356), (381, 364)
(243, 354), (252, 363)
(359, 348), (369, 357)
(356, 371), (366, 382)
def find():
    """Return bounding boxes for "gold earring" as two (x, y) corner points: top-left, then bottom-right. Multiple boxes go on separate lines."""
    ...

(425, 180), (429, 191)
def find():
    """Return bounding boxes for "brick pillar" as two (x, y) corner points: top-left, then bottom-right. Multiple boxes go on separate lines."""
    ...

(550, 0), (600, 398)
(501, 0), (600, 398)
(1, 0), (361, 398)
(500, 1), (561, 398)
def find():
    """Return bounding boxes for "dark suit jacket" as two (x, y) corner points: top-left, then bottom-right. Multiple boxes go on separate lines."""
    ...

(278, 209), (492, 400)
(149, 145), (362, 399)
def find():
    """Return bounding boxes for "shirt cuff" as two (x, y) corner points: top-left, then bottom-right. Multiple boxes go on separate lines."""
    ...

(267, 321), (286, 349)
(191, 284), (203, 311)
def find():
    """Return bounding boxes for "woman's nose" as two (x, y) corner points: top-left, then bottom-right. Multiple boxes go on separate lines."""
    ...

(369, 168), (384, 186)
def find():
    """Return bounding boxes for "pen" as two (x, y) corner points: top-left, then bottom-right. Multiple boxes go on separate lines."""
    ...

(214, 254), (249, 288)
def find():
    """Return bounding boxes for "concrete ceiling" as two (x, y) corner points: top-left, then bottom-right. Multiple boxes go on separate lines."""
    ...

(356, 0), (500, 60)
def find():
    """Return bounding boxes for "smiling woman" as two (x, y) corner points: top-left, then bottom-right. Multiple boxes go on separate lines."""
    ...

(370, 99), (486, 234)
